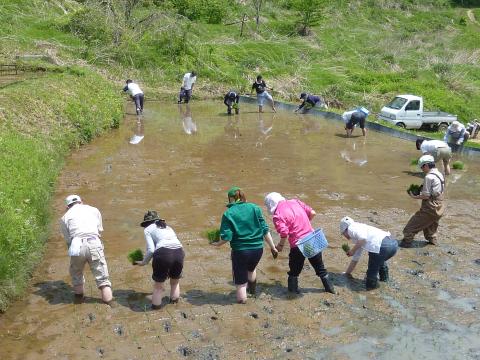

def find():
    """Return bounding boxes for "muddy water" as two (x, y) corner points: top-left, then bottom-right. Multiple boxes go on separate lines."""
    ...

(1, 101), (480, 359)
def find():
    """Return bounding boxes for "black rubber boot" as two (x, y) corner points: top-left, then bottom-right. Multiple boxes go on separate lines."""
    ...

(366, 278), (378, 291)
(379, 266), (389, 282)
(320, 275), (336, 294)
(247, 279), (257, 296)
(287, 276), (299, 293)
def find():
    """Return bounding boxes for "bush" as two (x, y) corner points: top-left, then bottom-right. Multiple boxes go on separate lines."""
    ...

(171, 0), (230, 24)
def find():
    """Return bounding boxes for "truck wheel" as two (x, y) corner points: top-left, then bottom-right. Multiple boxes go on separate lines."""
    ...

(396, 122), (406, 129)
(437, 123), (449, 132)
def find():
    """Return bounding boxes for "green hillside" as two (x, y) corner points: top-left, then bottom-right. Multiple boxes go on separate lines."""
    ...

(0, 0), (479, 310)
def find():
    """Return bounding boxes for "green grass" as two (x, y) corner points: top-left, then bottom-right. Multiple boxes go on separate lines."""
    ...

(0, 70), (123, 311)
(127, 249), (144, 264)
(342, 243), (350, 253)
(407, 184), (422, 195)
(202, 228), (221, 243)
(452, 160), (465, 170)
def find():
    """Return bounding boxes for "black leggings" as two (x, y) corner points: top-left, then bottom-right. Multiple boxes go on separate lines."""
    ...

(133, 93), (144, 114)
(288, 246), (327, 278)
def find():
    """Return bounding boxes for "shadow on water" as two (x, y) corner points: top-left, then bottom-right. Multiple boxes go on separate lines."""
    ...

(402, 170), (424, 178)
(113, 289), (152, 312)
(33, 281), (101, 305)
(334, 133), (364, 138)
(184, 289), (233, 306)
(329, 272), (366, 292)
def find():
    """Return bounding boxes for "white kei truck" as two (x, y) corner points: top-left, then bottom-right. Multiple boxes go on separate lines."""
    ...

(377, 94), (457, 131)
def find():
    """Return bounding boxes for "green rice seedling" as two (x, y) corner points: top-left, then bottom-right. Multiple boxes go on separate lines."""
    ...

(410, 158), (419, 166)
(128, 249), (144, 264)
(452, 161), (465, 170)
(342, 243), (350, 253)
(202, 228), (220, 243)
(407, 184), (422, 195)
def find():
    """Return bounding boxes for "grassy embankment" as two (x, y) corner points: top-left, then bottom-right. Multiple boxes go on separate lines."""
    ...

(0, 69), (123, 311)
(1, 0), (479, 309)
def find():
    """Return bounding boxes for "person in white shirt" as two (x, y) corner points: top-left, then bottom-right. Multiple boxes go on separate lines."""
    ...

(60, 195), (113, 304)
(400, 154), (445, 248)
(134, 211), (185, 310)
(123, 79), (144, 115)
(178, 71), (197, 104)
(444, 120), (469, 153)
(340, 217), (398, 291)
(416, 138), (452, 175)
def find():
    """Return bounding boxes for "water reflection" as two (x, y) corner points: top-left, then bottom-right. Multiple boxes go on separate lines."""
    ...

(256, 113), (274, 147)
(179, 104), (197, 135)
(129, 116), (144, 144)
(340, 139), (368, 166)
(224, 114), (241, 139)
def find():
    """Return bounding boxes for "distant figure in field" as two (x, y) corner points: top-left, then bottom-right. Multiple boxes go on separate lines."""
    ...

(224, 90), (240, 115)
(294, 93), (327, 113)
(444, 120), (469, 153)
(251, 75), (276, 113)
(134, 211), (185, 310)
(123, 79), (144, 115)
(60, 195), (113, 305)
(178, 71), (197, 104)
(343, 107), (369, 137)
(416, 138), (452, 175)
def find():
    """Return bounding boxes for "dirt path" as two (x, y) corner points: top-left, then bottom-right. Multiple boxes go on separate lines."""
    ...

(467, 9), (479, 25)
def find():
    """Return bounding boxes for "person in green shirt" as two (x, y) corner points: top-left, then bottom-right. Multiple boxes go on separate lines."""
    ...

(211, 186), (278, 304)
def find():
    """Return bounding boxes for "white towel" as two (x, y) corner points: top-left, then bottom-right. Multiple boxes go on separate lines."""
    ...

(68, 237), (82, 256)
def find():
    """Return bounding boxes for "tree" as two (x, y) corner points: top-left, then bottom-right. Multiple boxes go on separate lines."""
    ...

(252, 0), (264, 30)
(291, 0), (326, 36)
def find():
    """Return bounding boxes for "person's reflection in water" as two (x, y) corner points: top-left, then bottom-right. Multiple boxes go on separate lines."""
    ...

(129, 115), (145, 145)
(179, 103), (197, 135)
(340, 139), (368, 166)
(256, 113), (274, 147)
(224, 114), (241, 139)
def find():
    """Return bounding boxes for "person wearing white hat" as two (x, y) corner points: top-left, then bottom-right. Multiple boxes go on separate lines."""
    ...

(264, 192), (335, 294)
(400, 154), (445, 248)
(60, 195), (113, 305)
(444, 120), (470, 153)
(340, 216), (398, 290)
(343, 107), (369, 137)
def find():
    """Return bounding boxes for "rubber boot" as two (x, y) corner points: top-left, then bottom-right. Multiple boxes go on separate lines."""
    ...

(287, 276), (299, 294)
(320, 275), (336, 294)
(247, 279), (257, 296)
(366, 278), (378, 291)
(379, 266), (389, 282)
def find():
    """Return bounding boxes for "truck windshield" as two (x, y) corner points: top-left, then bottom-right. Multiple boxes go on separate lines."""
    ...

(386, 97), (408, 110)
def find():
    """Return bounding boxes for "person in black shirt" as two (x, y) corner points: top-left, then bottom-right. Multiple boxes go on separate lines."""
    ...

(251, 75), (276, 113)
(224, 91), (240, 115)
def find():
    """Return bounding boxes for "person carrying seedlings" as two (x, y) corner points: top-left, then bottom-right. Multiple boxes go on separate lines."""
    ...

(340, 217), (398, 291)
(134, 211), (185, 309)
(264, 192), (335, 294)
(416, 138), (452, 175)
(294, 93), (328, 113)
(178, 71), (197, 104)
(343, 107), (369, 137)
(211, 186), (278, 304)
(400, 154), (445, 248)
(60, 195), (113, 305)
(251, 75), (276, 113)
(444, 121), (470, 153)
(224, 90), (240, 115)
(123, 79), (144, 115)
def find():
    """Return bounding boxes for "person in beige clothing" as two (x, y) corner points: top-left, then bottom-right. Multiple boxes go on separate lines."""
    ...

(400, 155), (445, 248)
(60, 195), (113, 304)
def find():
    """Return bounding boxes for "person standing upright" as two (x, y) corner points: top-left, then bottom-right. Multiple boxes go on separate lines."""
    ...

(178, 71), (197, 104)
(400, 155), (446, 247)
(123, 79), (144, 115)
(251, 75), (276, 113)
(60, 195), (113, 305)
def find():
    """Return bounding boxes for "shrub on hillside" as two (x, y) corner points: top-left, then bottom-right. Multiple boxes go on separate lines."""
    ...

(171, 0), (230, 24)
(67, 7), (114, 44)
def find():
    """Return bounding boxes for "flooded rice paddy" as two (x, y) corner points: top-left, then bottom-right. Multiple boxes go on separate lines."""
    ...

(1, 101), (479, 359)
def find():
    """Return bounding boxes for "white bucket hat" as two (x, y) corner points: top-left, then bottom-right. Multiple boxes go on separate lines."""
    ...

(418, 154), (435, 168)
(264, 192), (286, 215)
(450, 120), (461, 132)
(358, 107), (370, 116)
(65, 194), (82, 207)
(340, 216), (354, 233)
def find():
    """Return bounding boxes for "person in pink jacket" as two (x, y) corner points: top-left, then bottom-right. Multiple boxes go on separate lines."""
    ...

(264, 192), (335, 294)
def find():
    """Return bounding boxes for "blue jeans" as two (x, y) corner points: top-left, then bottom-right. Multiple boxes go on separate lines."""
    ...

(366, 236), (398, 280)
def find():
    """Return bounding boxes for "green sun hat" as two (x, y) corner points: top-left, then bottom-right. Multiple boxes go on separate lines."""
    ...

(227, 186), (241, 198)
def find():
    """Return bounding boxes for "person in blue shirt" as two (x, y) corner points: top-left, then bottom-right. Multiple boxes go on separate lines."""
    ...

(224, 91), (240, 115)
(294, 93), (327, 113)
